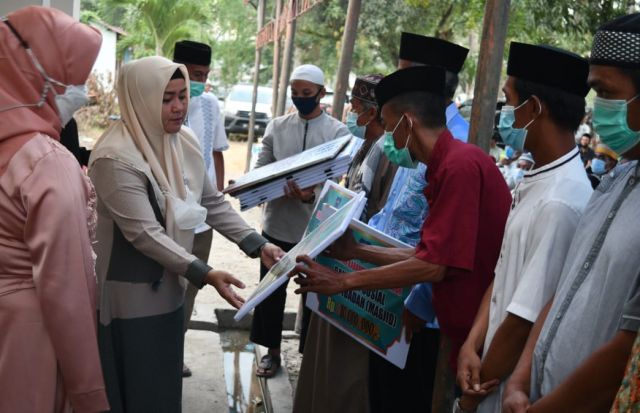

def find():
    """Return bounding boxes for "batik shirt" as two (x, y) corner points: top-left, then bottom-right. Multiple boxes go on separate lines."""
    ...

(611, 330), (640, 413)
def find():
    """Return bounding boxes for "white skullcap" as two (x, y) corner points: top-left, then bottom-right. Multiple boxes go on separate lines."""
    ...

(290, 64), (324, 86)
(518, 152), (535, 164)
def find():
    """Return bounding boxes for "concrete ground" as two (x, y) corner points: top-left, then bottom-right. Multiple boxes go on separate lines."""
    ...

(182, 141), (303, 413)
(182, 330), (228, 413)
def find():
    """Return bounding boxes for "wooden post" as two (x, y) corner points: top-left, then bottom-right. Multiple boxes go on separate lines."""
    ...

(331, 0), (362, 120)
(276, 1), (296, 117)
(467, 0), (510, 152)
(271, 0), (283, 116)
(245, 0), (266, 172)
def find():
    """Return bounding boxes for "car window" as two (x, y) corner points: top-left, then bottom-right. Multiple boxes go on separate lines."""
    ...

(229, 87), (272, 104)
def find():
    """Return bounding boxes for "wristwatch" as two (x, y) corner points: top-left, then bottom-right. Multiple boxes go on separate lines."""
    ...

(452, 398), (476, 413)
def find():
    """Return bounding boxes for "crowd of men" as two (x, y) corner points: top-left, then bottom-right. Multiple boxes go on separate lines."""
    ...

(251, 11), (640, 413)
(2, 4), (639, 413)
(164, 11), (640, 413)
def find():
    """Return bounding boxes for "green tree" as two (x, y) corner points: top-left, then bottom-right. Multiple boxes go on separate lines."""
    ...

(82, 0), (263, 89)
(83, 0), (207, 57)
(206, 0), (260, 88)
(82, 0), (639, 94)
(292, 0), (484, 86)
(510, 0), (638, 55)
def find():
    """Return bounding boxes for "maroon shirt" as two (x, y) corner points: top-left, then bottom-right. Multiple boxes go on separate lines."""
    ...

(415, 130), (511, 366)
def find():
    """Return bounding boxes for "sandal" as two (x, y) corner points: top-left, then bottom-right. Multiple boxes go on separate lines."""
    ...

(256, 354), (281, 378)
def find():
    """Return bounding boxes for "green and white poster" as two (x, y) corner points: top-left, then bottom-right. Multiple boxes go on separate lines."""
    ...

(304, 181), (412, 369)
(234, 190), (366, 322)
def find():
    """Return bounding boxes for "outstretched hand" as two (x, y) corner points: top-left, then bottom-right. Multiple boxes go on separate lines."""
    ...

(260, 243), (285, 269)
(288, 255), (347, 295)
(206, 270), (246, 309)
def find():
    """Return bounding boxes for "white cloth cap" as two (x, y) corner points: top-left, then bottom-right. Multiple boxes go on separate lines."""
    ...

(519, 152), (535, 164)
(290, 64), (324, 86)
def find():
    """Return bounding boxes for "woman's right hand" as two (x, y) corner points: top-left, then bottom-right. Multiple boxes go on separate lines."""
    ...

(205, 270), (246, 309)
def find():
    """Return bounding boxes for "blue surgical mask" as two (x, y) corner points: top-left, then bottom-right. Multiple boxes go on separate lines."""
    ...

(292, 90), (321, 116)
(346, 111), (367, 139)
(382, 114), (418, 169)
(190, 81), (205, 98)
(591, 158), (607, 175)
(593, 95), (640, 155)
(498, 99), (537, 151)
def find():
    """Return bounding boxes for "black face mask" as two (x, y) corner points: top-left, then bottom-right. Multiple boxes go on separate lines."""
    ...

(292, 89), (321, 116)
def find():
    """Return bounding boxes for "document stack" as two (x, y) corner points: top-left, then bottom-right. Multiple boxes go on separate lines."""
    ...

(223, 135), (361, 211)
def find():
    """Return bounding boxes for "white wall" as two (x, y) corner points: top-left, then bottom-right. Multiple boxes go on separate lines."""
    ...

(90, 23), (117, 87)
(0, 0), (80, 19)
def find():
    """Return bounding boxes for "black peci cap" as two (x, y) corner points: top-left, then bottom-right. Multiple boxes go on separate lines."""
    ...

(173, 40), (211, 66)
(375, 66), (446, 108)
(399, 32), (469, 74)
(507, 42), (590, 97)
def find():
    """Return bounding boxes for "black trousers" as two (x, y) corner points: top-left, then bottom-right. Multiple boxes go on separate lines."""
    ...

(250, 232), (312, 352)
(369, 327), (440, 413)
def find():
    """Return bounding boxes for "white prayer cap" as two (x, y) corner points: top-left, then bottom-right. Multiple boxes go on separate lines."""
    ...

(290, 64), (324, 86)
(518, 152), (535, 164)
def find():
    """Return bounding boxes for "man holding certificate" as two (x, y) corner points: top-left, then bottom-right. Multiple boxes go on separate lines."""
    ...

(290, 66), (511, 404)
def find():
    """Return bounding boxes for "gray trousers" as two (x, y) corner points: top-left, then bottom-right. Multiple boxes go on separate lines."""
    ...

(183, 229), (213, 332)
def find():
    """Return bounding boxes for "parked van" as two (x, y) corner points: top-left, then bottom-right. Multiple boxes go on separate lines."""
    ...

(223, 84), (273, 135)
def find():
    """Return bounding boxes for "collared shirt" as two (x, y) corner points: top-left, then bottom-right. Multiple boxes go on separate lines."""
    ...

(369, 103), (469, 245)
(186, 93), (228, 234)
(186, 92), (228, 183)
(345, 137), (375, 192)
(531, 161), (640, 401)
(370, 103), (469, 327)
(414, 130), (511, 364)
(346, 135), (397, 221)
(477, 148), (592, 413)
(257, 111), (350, 244)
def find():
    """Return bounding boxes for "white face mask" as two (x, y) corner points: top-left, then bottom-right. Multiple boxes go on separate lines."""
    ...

(0, 17), (88, 125)
(168, 187), (207, 230)
(55, 84), (89, 126)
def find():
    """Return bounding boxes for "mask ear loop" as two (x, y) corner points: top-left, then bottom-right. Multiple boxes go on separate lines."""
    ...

(314, 87), (324, 103)
(523, 96), (542, 129)
(390, 114), (405, 134)
(514, 98), (529, 111)
(0, 18), (66, 113)
(404, 116), (414, 149)
(359, 105), (375, 128)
